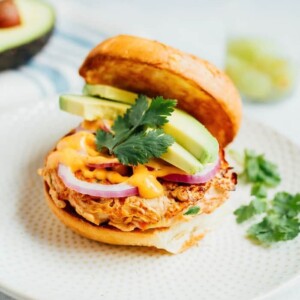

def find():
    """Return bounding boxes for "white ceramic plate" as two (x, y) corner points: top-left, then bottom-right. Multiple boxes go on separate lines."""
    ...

(0, 101), (300, 300)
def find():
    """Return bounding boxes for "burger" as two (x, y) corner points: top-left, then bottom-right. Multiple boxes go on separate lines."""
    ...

(39, 35), (241, 253)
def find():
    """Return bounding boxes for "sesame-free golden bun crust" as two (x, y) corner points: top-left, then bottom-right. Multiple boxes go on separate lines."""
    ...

(79, 35), (242, 147)
(44, 182), (204, 254)
(44, 181), (232, 254)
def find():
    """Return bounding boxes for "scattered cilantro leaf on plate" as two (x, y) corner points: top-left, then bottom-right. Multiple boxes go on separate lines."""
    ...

(251, 183), (268, 198)
(234, 197), (267, 223)
(247, 214), (300, 244)
(244, 149), (281, 187)
(232, 149), (300, 245)
(272, 192), (300, 218)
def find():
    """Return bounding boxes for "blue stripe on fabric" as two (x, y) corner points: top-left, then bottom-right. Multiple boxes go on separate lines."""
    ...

(55, 29), (96, 49)
(21, 23), (108, 94)
(75, 26), (108, 40)
(48, 37), (89, 61)
(44, 49), (80, 67)
(63, 19), (108, 40)
(28, 61), (70, 92)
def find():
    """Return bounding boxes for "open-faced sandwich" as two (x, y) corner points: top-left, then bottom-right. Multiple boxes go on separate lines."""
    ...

(39, 35), (242, 253)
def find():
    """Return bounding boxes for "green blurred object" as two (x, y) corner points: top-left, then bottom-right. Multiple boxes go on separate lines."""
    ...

(225, 37), (297, 102)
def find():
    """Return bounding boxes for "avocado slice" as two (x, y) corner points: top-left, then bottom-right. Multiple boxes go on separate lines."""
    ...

(60, 94), (203, 174)
(83, 84), (219, 163)
(164, 110), (219, 163)
(59, 95), (130, 121)
(83, 84), (137, 104)
(161, 142), (203, 174)
(0, 0), (55, 70)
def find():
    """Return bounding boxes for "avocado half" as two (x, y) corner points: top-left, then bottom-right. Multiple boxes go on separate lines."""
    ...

(0, 0), (55, 71)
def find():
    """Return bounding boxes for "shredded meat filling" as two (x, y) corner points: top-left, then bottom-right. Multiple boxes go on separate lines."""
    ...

(42, 156), (237, 231)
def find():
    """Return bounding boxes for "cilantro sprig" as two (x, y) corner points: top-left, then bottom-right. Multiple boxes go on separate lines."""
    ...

(232, 149), (300, 245)
(234, 197), (267, 224)
(184, 206), (201, 216)
(247, 213), (300, 244)
(96, 95), (177, 165)
(243, 149), (281, 187)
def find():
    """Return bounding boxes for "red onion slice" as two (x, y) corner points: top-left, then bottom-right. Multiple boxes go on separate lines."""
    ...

(87, 162), (121, 169)
(162, 158), (220, 184)
(58, 164), (138, 198)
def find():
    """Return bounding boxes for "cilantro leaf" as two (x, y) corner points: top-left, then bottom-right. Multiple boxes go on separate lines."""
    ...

(111, 95), (148, 142)
(112, 129), (174, 165)
(95, 130), (115, 152)
(128, 94), (148, 127)
(244, 149), (281, 187)
(244, 150), (260, 182)
(141, 96), (177, 127)
(233, 148), (300, 246)
(272, 192), (300, 218)
(252, 198), (268, 214)
(235, 191), (300, 244)
(184, 206), (201, 215)
(234, 197), (267, 223)
(113, 114), (131, 135)
(96, 95), (176, 165)
(234, 205), (256, 224)
(247, 214), (300, 244)
(251, 183), (267, 198)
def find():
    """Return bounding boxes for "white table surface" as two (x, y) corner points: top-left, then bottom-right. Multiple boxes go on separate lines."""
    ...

(0, 0), (299, 299)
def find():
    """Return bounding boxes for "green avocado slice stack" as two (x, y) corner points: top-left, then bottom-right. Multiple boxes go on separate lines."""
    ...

(59, 84), (219, 174)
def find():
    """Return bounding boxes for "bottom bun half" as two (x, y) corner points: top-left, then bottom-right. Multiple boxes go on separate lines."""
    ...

(44, 182), (232, 254)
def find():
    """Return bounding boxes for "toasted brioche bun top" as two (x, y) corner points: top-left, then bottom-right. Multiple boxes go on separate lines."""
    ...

(79, 35), (242, 147)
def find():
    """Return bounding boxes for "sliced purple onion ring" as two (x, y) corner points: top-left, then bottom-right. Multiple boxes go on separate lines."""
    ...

(162, 158), (220, 184)
(58, 164), (138, 198)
